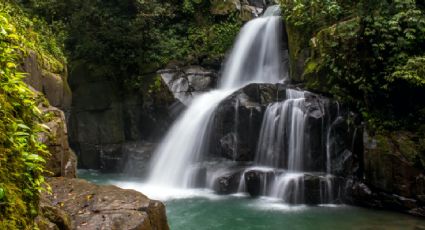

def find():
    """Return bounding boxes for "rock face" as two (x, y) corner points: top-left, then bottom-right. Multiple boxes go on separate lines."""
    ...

(68, 62), (178, 171)
(344, 132), (425, 217)
(211, 83), (287, 161)
(159, 66), (217, 105)
(22, 51), (72, 114)
(21, 51), (77, 178)
(122, 142), (156, 176)
(209, 83), (358, 170)
(38, 177), (169, 230)
(39, 105), (77, 178)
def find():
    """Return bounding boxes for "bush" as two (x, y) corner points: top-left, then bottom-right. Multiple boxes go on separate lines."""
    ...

(281, 0), (425, 131)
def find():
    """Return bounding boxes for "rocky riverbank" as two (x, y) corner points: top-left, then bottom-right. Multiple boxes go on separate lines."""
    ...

(36, 177), (169, 230)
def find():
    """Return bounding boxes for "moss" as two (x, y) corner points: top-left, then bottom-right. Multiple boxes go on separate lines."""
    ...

(285, 23), (310, 82)
(0, 1), (65, 228)
(373, 131), (424, 170)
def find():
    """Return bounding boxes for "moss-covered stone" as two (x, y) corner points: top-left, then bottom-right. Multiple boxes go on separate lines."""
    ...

(364, 131), (424, 199)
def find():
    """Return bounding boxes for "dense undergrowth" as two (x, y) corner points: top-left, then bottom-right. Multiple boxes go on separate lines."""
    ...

(280, 0), (425, 132)
(0, 1), (65, 228)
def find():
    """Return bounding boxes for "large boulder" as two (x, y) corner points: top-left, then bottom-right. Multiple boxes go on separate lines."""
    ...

(40, 177), (169, 230)
(211, 83), (287, 161)
(344, 131), (425, 216)
(159, 66), (217, 105)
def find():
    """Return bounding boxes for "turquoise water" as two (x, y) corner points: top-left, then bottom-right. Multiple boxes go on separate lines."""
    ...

(79, 170), (425, 230)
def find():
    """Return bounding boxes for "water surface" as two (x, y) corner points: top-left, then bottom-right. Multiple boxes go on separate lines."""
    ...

(79, 170), (425, 230)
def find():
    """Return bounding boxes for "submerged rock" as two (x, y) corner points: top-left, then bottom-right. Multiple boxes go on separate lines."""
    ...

(40, 177), (169, 230)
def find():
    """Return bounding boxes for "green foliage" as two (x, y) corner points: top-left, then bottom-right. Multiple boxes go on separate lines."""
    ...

(281, 0), (345, 31)
(183, 0), (208, 13)
(389, 56), (425, 86)
(21, 0), (241, 89)
(0, 1), (66, 73)
(281, 0), (425, 131)
(188, 20), (242, 62)
(0, 1), (54, 228)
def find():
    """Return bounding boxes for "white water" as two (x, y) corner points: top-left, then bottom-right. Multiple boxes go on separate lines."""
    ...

(220, 16), (284, 88)
(148, 90), (234, 187)
(255, 89), (305, 170)
(270, 173), (304, 203)
(148, 14), (284, 188)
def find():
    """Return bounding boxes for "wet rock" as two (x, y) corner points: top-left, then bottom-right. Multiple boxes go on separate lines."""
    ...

(332, 149), (354, 176)
(344, 178), (425, 217)
(42, 177), (169, 230)
(244, 169), (275, 197)
(303, 174), (322, 204)
(212, 83), (287, 161)
(212, 170), (242, 194)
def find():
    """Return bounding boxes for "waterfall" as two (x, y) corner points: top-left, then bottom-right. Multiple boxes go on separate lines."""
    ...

(270, 173), (304, 203)
(146, 5), (343, 205)
(220, 16), (284, 88)
(255, 89), (305, 169)
(148, 13), (284, 187)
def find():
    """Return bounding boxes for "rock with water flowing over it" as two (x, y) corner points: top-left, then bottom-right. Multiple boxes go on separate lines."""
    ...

(211, 169), (244, 194)
(212, 83), (287, 161)
(243, 169), (275, 197)
(38, 177), (169, 230)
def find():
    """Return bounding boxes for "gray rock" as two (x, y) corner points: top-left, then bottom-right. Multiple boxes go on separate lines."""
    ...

(41, 177), (169, 230)
(37, 104), (77, 178)
(21, 51), (71, 112)
(158, 66), (217, 105)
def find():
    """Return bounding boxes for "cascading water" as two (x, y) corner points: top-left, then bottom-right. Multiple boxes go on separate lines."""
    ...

(254, 89), (305, 168)
(148, 9), (284, 187)
(147, 5), (343, 205)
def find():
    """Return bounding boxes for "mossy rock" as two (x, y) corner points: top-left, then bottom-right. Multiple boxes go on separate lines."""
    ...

(364, 131), (424, 198)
